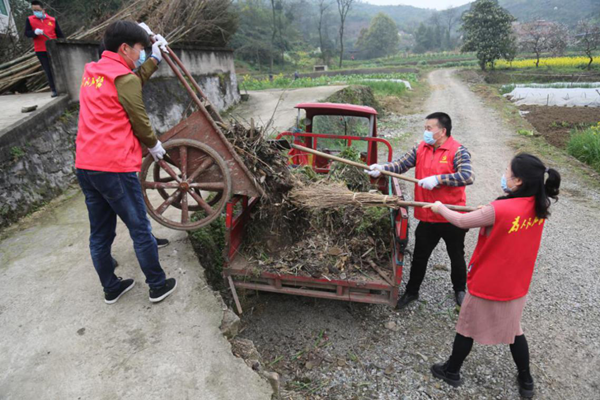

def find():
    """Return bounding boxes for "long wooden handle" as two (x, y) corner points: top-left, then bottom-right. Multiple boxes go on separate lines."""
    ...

(291, 144), (419, 184)
(397, 200), (478, 212)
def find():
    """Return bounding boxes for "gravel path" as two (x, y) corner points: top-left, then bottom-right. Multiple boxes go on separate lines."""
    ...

(239, 69), (600, 399)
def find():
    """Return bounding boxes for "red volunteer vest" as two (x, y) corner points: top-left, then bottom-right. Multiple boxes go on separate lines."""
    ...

(414, 137), (466, 222)
(467, 197), (545, 301)
(28, 15), (57, 52)
(75, 51), (142, 173)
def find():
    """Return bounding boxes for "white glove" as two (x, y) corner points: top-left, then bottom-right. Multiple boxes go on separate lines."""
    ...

(34, 28), (44, 35)
(364, 163), (385, 178)
(418, 175), (440, 190)
(151, 34), (169, 62)
(149, 140), (166, 161)
(138, 22), (154, 35)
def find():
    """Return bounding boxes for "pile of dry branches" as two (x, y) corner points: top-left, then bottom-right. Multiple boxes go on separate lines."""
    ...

(221, 119), (294, 203)
(231, 154), (392, 280)
(0, 0), (235, 94)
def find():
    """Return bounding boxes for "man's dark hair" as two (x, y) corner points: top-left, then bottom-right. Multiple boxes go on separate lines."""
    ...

(426, 112), (452, 137)
(31, 1), (43, 7)
(102, 20), (150, 53)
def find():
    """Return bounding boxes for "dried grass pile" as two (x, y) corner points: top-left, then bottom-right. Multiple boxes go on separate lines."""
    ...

(220, 121), (294, 202)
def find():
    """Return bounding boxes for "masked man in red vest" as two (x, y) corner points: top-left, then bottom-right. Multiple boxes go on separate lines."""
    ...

(367, 112), (474, 309)
(75, 20), (177, 305)
(24, 1), (64, 97)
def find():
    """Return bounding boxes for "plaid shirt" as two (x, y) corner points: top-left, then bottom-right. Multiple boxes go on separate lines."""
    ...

(384, 143), (474, 187)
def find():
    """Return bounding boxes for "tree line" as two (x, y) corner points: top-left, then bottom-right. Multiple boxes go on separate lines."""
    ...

(2, 0), (599, 71)
(461, 0), (600, 70)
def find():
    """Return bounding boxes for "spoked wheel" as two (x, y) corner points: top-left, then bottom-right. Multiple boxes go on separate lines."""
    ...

(140, 139), (232, 231)
(152, 163), (223, 209)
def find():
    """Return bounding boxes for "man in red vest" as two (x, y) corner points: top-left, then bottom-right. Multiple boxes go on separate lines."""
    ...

(24, 1), (64, 97)
(75, 20), (177, 304)
(367, 112), (474, 308)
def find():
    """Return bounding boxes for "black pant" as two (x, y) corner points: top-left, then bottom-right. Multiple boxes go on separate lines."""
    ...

(36, 51), (56, 93)
(405, 221), (467, 295)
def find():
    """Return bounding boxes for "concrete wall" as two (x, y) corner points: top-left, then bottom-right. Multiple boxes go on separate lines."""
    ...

(47, 40), (240, 113)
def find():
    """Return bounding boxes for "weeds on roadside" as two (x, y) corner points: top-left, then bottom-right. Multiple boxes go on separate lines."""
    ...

(567, 123), (600, 172)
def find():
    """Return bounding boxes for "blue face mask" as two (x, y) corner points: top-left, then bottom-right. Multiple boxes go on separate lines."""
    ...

(33, 11), (45, 19)
(501, 175), (512, 193)
(423, 130), (436, 145)
(134, 48), (146, 69)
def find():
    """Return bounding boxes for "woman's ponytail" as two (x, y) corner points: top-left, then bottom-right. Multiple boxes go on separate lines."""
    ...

(544, 168), (561, 200)
(505, 153), (561, 219)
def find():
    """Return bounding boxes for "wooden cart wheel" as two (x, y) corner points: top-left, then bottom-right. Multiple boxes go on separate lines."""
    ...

(152, 162), (223, 209)
(140, 139), (232, 231)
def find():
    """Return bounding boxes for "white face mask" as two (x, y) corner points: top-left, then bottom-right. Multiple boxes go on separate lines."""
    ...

(423, 130), (436, 145)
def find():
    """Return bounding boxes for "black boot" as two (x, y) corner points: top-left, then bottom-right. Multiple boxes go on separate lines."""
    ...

(517, 369), (535, 398)
(431, 362), (462, 387)
(455, 290), (466, 306)
(396, 292), (419, 309)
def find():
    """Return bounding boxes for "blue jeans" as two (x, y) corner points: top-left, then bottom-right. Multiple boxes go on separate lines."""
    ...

(76, 169), (166, 292)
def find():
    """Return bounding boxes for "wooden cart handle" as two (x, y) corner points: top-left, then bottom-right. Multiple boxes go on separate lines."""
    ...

(291, 144), (419, 184)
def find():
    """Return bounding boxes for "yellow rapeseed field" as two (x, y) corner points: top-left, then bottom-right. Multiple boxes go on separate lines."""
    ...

(495, 56), (594, 69)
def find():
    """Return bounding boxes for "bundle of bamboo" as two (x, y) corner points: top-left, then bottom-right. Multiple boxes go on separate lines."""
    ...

(0, 0), (235, 94)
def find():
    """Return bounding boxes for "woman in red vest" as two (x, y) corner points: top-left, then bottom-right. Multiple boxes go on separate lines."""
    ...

(424, 153), (561, 398)
(24, 1), (64, 97)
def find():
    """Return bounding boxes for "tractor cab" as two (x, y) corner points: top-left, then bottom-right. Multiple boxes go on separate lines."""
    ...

(277, 103), (393, 173)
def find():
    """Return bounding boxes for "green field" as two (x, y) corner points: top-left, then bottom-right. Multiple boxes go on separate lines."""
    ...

(240, 72), (418, 97)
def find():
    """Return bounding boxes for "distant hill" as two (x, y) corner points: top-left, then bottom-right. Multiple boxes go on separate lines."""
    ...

(349, 2), (434, 29)
(344, 2), (434, 39)
(453, 0), (600, 27)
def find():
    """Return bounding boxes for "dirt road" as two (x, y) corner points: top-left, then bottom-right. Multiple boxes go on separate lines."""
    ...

(229, 85), (346, 134)
(239, 69), (600, 399)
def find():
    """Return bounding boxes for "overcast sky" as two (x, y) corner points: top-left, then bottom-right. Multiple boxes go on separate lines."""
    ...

(362, 0), (473, 10)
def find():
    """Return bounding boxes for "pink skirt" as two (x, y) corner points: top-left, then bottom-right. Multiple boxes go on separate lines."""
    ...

(456, 292), (526, 345)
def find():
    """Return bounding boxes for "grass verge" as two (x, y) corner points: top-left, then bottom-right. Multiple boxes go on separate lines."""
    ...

(567, 125), (600, 173)
(188, 214), (227, 289)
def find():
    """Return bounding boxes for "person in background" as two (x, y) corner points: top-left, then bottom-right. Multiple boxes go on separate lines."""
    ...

(367, 112), (474, 308)
(24, 0), (64, 97)
(75, 20), (176, 304)
(425, 153), (561, 399)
